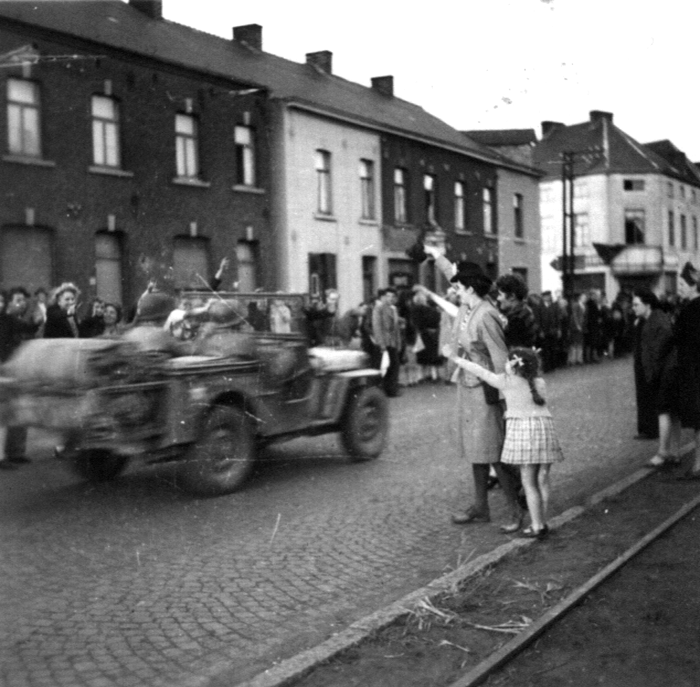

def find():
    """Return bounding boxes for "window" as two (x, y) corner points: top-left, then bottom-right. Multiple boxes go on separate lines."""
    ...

(680, 185), (686, 200)
(424, 174), (437, 224)
(667, 181), (674, 198)
(175, 114), (199, 178)
(234, 125), (256, 186)
(0, 225), (52, 293)
(393, 168), (408, 223)
(315, 150), (332, 215)
(483, 187), (495, 234)
(692, 189), (697, 204)
(693, 216), (699, 250)
(7, 78), (41, 157)
(513, 193), (524, 238)
(236, 240), (258, 292)
(681, 214), (687, 250)
(91, 95), (121, 168)
(308, 252), (336, 296)
(95, 233), (123, 305)
(624, 209), (645, 245)
(173, 237), (209, 289)
(454, 181), (466, 231)
(573, 180), (589, 198)
(668, 210), (675, 246)
(362, 256), (377, 303)
(623, 179), (645, 191)
(574, 213), (590, 247)
(359, 159), (375, 220)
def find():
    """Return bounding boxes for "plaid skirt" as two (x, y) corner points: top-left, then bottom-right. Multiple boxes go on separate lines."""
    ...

(501, 416), (564, 465)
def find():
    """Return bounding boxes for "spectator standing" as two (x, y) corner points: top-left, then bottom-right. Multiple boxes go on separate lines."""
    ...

(422, 246), (523, 531)
(79, 298), (106, 338)
(632, 288), (681, 466)
(44, 283), (81, 338)
(101, 303), (124, 337)
(675, 262), (700, 479)
(539, 291), (561, 372)
(410, 289), (443, 382)
(0, 287), (44, 467)
(495, 274), (537, 349)
(567, 292), (586, 365)
(372, 287), (402, 397)
(584, 289), (603, 363)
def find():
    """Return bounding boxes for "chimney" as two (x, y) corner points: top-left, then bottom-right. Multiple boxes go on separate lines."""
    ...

(128, 0), (162, 19)
(590, 110), (613, 125)
(306, 51), (332, 74)
(371, 75), (394, 97)
(541, 121), (564, 139)
(233, 24), (262, 51)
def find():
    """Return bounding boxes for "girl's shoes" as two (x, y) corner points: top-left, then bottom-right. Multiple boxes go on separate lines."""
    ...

(648, 454), (680, 468)
(518, 525), (549, 540)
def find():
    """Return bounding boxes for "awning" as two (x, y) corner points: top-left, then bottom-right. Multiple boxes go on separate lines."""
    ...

(611, 246), (663, 275)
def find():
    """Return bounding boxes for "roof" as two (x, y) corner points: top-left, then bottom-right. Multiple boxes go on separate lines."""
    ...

(462, 129), (537, 147)
(533, 113), (700, 186)
(0, 0), (539, 175)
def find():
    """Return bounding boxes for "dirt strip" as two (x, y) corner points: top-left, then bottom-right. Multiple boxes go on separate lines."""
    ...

(273, 456), (700, 687)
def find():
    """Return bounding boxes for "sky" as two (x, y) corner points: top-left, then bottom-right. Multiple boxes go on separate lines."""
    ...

(162, 0), (700, 160)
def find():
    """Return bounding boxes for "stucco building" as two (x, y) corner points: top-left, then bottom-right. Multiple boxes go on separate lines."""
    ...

(534, 110), (700, 298)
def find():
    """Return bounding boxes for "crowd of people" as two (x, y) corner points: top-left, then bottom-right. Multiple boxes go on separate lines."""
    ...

(2, 252), (699, 538)
(304, 271), (641, 399)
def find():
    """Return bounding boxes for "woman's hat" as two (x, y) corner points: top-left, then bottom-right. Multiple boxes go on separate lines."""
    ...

(680, 261), (699, 286)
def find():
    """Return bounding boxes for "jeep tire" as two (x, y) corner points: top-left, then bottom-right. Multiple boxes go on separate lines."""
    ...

(178, 405), (256, 496)
(340, 386), (388, 461)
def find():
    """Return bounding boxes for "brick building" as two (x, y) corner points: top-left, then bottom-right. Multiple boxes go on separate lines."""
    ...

(1, 0), (543, 313)
(0, 0), (270, 307)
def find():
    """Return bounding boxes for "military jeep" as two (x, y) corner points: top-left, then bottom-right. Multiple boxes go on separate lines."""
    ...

(0, 293), (388, 495)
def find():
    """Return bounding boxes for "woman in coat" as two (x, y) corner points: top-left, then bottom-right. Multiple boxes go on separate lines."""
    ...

(43, 283), (81, 339)
(632, 287), (680, 466)
(675, 263), (700, 479)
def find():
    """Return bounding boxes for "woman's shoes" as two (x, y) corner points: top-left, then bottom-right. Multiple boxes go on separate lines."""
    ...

(452, 507), (491, 524)
(518, 525), (549, 540)
(499, 511), (525, 534)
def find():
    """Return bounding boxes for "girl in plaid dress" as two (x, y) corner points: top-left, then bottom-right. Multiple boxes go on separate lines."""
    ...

(450, 347), (564, 539)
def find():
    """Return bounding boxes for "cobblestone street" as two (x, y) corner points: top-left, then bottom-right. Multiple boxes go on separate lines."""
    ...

(0, 357), (663, 687)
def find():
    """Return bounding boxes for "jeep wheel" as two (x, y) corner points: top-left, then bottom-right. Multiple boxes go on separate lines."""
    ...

(71, 449), (129, 483)
(178, 405), (256, 496)
(341, 386), (388, 461)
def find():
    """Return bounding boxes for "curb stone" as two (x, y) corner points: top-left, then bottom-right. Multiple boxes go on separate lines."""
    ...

(230, 442), (694, 687)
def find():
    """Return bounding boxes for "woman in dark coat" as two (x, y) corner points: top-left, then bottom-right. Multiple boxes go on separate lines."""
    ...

(675, 263), (700, 478)
(632, 287), (680, 465)
(410, 290), (443, 381)
(43, 282), (81, 339)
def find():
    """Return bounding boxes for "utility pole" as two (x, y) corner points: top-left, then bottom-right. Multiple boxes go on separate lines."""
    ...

(560, 147), (603, 298)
